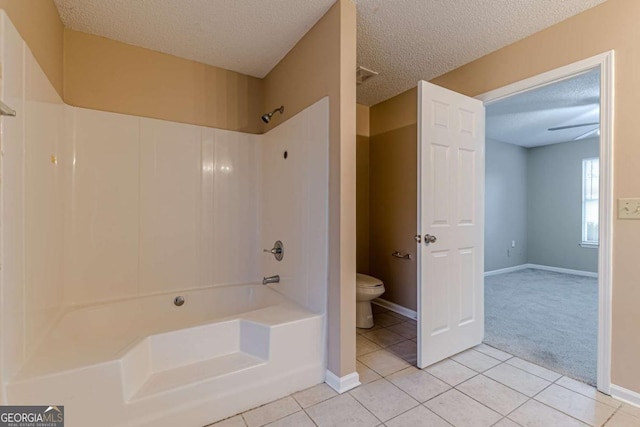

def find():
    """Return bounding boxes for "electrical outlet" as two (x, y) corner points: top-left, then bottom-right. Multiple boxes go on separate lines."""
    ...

(618, 198), (640, 219)
(511, 240), (516, 248)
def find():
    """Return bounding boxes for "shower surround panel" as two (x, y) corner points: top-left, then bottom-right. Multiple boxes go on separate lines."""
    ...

(63, 108), (262, 305)
(0, 12), (66, 386)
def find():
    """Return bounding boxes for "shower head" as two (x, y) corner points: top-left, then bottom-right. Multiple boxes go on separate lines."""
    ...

(261, 106), (284, 124)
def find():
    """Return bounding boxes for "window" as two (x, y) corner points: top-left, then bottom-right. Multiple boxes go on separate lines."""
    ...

(582, 158), (599, 245)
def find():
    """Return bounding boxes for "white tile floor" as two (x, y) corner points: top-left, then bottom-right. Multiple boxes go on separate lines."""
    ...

(206, 308), (639, 427)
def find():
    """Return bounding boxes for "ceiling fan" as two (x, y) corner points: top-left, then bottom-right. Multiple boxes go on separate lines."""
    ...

(548, 122), (600, 140)
(547, 122), (599, 131)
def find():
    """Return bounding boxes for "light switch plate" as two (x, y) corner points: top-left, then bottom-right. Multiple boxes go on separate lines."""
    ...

(618, 198), (640, 219)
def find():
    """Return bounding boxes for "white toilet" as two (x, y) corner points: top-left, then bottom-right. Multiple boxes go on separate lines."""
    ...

(356, 273), (385, 329)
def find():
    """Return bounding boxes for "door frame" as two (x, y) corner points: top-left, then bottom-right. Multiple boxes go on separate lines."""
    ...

(476, 51), (614, 394)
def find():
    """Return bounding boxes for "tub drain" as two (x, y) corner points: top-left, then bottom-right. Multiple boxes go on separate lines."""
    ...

(174, 296), (185, 307)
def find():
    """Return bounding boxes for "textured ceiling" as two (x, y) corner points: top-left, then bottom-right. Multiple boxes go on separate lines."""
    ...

(355, 0), (606, 105)
(53, 0), (335, 78)
(54, 0), (607, 105)
(486, 69), (600, 148)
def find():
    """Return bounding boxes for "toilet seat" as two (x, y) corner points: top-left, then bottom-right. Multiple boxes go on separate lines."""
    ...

(356, 273), (383, 288)
(358, 283), (383, 288)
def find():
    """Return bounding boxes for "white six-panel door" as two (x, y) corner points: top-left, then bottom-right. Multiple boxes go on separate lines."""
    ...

(417, 80), (485, 368)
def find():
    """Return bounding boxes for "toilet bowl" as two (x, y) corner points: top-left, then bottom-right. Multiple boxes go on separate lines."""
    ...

(356, 274), (385, 329)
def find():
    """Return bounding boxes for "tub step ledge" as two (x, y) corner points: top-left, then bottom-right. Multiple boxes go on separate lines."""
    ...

(129, 351), (267, 401)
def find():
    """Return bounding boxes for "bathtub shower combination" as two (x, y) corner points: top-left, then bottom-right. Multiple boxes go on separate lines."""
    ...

(8, 285), (325, 427)
(0, 13), (330, 427)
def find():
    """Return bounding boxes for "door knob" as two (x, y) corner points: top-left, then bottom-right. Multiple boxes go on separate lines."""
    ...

(424, 234), (437, 244)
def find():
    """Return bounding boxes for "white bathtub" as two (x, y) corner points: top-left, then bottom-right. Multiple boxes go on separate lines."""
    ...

(7, 284), (326, 427)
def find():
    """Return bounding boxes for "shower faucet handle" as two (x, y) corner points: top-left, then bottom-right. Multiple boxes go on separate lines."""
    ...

(263, 240), (284, 261)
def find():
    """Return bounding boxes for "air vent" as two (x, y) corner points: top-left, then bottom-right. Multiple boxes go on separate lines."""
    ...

(356, 66), (378, 85)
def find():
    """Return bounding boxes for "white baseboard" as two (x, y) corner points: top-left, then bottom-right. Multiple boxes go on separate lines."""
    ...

(484, 265), (529, 277)
(526, 264), (598, 278)
(611, 384), (640, 408)
(325, 370), (360, 394)
(372, 298), (417, 320)
(484, 263), (598, 278)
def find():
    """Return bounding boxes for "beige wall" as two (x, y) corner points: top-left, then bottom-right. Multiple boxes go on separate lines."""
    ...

(0, 0), (64, 96)
(367, 89), (418, 311)
(369, 124), (417, 310)
(0, 1), (264, 134)
(368, 0), (640, 393)
(356, 135), (370, 274)
(64, 29), (264, 134)
(263, 0), (357, 378)
(356, 103), (370, 137)
(370, 88), (417, 137)
(356, 104), (370, 273)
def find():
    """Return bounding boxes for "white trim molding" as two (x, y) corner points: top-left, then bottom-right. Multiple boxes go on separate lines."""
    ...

(373, 298), (417, 320)
(579, 242), (599, 249)
(526, 264), (598, 278)
(611, 384), (640, 408)
(478, 50), (615, 395)
(325, 370), (360, 394)
(484, 264), (597, 278)
(484, 265), (529, 277)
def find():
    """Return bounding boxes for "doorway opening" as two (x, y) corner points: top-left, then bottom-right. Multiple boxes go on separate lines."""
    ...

(477, 51), (614, 393)
(484, 68), (600, 386)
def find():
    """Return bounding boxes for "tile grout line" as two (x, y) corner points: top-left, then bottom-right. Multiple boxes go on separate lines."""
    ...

(447, 370), (525, 420)
(418, 387), (453, 404)
(523, 378), (602, 427)
(484, 348), (600, 395)
(497, 396), (532, 425)
(449, 358), (618, 427)
(533, 372), (619, 411)
(526, 397), (600, 426)
(244, 396), (302, 427)
(346, 388), (384, 426)
(601, 408), (618, 427)
(300, 407), (319, 427)
(417, 383), (505, 427)
(442, 358), (564, 423)
(350, 374), (456, 427)
(449, 353), (503, 374)
(489, 416), (524, 427)
(473, 344), (515, 362)
(383, 400), (450, 426)
(551, 378), (622, 410)
(423, 357), (485, 387)
(475, 373), (559, 427)
(499, 359), (561, 383)
(479, 362), (551, 396)
(357, 356), (407, 378)
(420, 364), (535, 426)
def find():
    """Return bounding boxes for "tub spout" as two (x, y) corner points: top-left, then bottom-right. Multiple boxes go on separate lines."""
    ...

(263, 275), (280, 285)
